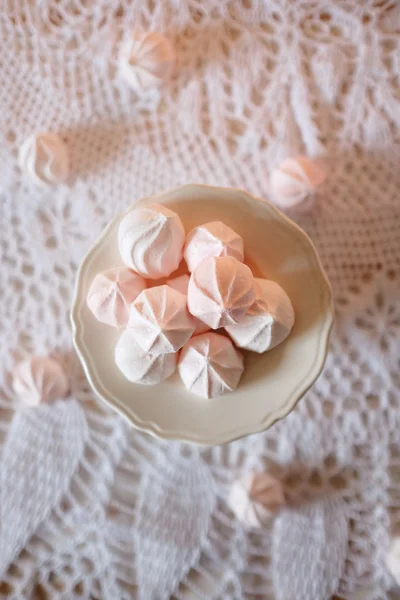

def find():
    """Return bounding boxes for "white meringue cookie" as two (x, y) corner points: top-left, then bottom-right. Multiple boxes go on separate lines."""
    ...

(118, 204), (185, 279)
(225, 279), (295, 353)
(184, 221), (244, 273)
(228, 472), (286, 528)
(188, 256), (255, 329)
(13, 356), (69, 406)
(178, 332), (244, 398)
(87, 267), (146, 328)
(167, 274), (210, 335)
(129, 285), (195, 355)
(119, 32), (175, 93)
(269, 156), (326, 211)
(115, 329), (177, 385)
(18, 132), (69, 187)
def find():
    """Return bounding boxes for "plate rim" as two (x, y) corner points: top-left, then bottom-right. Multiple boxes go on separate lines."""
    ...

(71, 183), (334, 445)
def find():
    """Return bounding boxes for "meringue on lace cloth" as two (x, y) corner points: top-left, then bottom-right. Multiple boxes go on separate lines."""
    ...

(1, 1), (400, 599)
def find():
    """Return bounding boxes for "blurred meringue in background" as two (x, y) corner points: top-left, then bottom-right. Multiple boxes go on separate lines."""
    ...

(13, 356), (69, 406)
(228, 472), (286, 528)
(269, 155), (326, 213)
(118, 31), (175, 93)
(18, 132), (69, 187)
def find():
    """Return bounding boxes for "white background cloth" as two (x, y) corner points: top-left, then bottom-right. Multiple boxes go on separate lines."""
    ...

(0, 1), (400, 598)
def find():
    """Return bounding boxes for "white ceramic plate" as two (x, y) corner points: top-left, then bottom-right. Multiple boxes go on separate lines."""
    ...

(71, 184), (334, 445)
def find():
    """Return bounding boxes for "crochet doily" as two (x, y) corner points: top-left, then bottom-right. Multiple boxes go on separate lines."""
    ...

(1, 1), (400, 599)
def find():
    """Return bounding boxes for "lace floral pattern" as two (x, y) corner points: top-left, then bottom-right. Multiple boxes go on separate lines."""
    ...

(0, 1), (400, 598)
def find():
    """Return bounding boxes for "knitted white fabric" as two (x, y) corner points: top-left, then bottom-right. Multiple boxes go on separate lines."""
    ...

(0, 1), (400, 599)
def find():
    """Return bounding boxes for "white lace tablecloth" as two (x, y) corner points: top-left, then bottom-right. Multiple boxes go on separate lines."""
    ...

(1, 2), (400, 599)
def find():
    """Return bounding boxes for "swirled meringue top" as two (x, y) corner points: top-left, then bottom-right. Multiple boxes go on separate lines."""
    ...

(118, 204), (185, 279)
(18, 132), (69, 187)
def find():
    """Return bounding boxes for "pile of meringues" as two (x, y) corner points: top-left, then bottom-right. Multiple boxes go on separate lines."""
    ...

(87, 204), (295, 399)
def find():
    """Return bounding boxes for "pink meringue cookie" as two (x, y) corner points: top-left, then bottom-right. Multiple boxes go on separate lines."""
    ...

(115, 329), (177, 385)
(269, 156), (326, 211)
(184, 221), (244, 273)
(178, 332), (244, 398)
(87, 267), (147, 328)
(188, 256), (256, 329)
(13, 356), (69, 406)
(225, 279), (295, 353)
(119, 32), (175, 93)
(118, 204), (185, 279)
(166, 274), (190, 295)
(228, 472), (286, 528)
(167, 274), (210, 335)
(128, 285), (196, 355)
